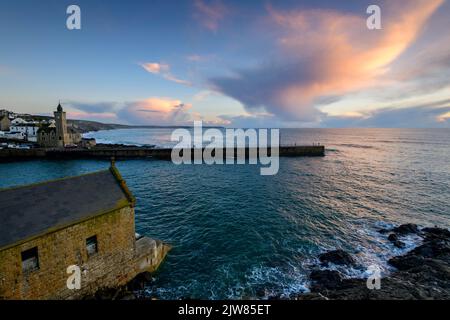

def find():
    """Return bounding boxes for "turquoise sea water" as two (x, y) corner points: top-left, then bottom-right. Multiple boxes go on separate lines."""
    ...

(1, 128), (449, 299)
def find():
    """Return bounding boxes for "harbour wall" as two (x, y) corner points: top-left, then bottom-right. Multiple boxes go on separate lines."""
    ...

(0, 145), (325, 161)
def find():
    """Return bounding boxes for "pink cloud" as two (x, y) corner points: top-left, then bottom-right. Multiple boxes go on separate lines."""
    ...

(140, 62), (191, 86)
(118, 97), (193, 125)
(141, 62), (169, 74)
(193, 0), (228, 32)
(212, 0), (445, 121)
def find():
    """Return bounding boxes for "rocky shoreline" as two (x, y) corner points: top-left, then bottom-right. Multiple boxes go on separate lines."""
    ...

(83, 272), (156, 300)
(85, 224), (450, 300)
(298, 224), (450, 300)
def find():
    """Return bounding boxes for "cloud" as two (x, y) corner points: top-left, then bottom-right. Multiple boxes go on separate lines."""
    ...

(141, 62), (170, 74)
(140, 62), (190, 86)
(187, 54), (204, 62)
(217, 114), (282, 128)
(67, 101), (118, 114)
(117, 97), (193, 125)
(193, 0), (228, 32)
(322, 99), (450, 128)
(163, 73), (191, 86)
(187, 54), (216, 63)
(210, 0), (444, 122)
(65, 97), (198, 126)
(192, 90), (215, 102)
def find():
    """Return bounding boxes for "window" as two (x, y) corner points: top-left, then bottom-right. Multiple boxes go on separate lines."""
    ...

(86, 235), (98, 257)
(21, 247), (39, 273)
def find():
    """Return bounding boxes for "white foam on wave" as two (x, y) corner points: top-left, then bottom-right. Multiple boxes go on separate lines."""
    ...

(311, 222), (424, 282)
(243, 264), (310, 299)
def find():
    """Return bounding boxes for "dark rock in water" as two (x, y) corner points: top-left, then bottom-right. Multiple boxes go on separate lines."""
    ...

(310, 270), (343, 290)
(410, 239), (450, 259)
(389, 255), (425, 270)
(379, 223), (420, 236)
(422, 227), (450, 241)
(388, 233), (398, 242)
(392, 223), (419, 235)
(387, 233), (405, 248)
(319, 249), (356, 266)
(297, 224), (450, 300)
(393, 240), (406, 249)
(83, 272), (155, 300)
(120, 293), (138, 300)
(127, 272), (153, 291)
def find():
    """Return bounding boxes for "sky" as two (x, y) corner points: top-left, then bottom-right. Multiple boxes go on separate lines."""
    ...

(0, 0), (449, 128)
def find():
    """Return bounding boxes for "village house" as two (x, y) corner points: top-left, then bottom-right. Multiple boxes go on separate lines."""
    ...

(11, 117), (28, 125)
(0, 115), (11, 131)
(9, 123), (39, 142)
(0, 162), (170, 300)
(37, 103), (82, 147)
(4, 131), (26, 141)
(79, 137), (97, 149)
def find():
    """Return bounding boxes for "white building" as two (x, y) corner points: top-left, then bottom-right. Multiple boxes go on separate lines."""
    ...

(9, 124), (39, 142)
(4, 131), (26, 140)
(11, 117), (28, 125)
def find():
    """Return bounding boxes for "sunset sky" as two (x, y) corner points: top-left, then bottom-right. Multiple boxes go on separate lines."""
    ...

(0, 0), (449, 127)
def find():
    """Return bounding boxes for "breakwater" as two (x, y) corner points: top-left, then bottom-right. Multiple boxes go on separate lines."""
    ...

(0, 145), (325, 161)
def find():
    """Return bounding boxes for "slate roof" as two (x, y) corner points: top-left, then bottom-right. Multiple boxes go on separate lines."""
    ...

(0, 167), (135, 250)
(37, 124), (56, 133)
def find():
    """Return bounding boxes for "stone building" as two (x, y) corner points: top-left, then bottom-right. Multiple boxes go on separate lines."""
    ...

(0, 163), (170, 300)
(80, 137), (97, 149)
(37, 103), (81, 148)
(0, 115), (11, 131)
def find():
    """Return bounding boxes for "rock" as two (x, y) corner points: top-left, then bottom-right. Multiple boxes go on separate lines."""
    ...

(384, 231), (408, 248)
(318, 249), (356, 266)
(389, 239), (450, 270)
(389, 255), (425, 270)
(127, 272), (153, 291)
(410, 240), (450, 259)
(393, 240), (406, 249)
(387, 233), (405, 248)
(310, 270), (343, 290)
(298, 224), (450, 300)
(92, 287), (122, 300)
(422, 227), (450, 241)
(392, 223), (419, 235)
(120, 293), (137, 300)
(388, 233), (398, 242)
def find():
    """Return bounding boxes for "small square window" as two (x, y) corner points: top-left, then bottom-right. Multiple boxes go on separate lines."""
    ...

(21, 247), (39, 273)
(86, 235), (98, 257)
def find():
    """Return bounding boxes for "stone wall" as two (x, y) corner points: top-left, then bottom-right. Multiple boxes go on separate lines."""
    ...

(0, 145), (325, 162)
(0, 205), (166, 300)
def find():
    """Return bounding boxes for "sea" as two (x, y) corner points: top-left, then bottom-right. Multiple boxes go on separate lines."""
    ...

(1, 128), (449, 299)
